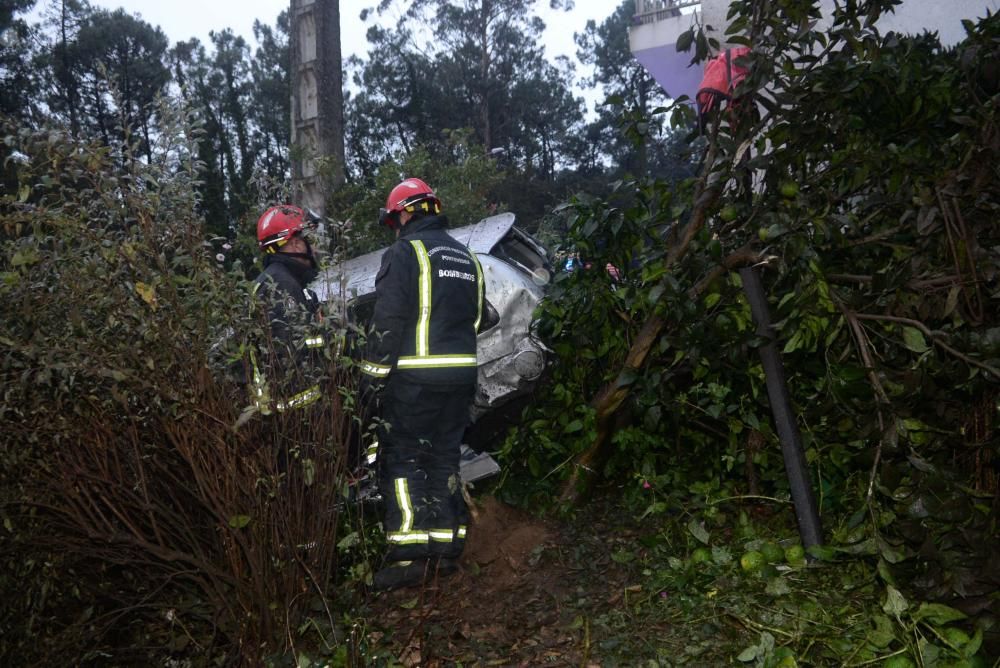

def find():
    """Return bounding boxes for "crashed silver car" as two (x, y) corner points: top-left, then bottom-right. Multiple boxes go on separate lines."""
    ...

(313, 212), (551, 422)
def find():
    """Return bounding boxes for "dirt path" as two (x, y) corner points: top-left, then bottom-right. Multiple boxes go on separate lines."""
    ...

(366, 496), (632, 666)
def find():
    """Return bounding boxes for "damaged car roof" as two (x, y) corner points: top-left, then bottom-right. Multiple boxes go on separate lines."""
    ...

(313, 212), (518, 303)
(312, 212), (551, 422)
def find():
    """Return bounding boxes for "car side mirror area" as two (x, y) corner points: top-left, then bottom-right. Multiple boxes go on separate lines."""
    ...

(479, 299), (500, 333)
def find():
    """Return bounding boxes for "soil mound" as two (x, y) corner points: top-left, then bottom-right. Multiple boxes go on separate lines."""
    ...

(462, 495), (551, 583)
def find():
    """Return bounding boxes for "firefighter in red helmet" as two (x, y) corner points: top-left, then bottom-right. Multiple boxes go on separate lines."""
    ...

(362, 178), (485, 591)
(248, 205), (325, 421)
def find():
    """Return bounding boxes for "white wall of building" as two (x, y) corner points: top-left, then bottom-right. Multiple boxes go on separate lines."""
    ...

(631, 0), (999, 99)
(698, 0), (1000, 48)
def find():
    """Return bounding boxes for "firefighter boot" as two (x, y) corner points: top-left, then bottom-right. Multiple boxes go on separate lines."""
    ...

(372, 558), (458, 592)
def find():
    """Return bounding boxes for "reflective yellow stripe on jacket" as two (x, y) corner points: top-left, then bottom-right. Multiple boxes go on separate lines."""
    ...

(411, 240), (433, 356)
(248, 280), (324, 414)
(472, 252), (484, 333)
(394, 239), (478, 370)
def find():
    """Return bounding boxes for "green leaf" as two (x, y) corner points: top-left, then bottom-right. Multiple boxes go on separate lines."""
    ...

(876, 537), (907, 564)
(806, 544), (837, 561)
(611, 548), (634, 564)
(564, 419), (583, 433)
(877, 558), (897, 586)
(737, 645), (759, 662)
(868, 614), (895, 649)
(676, 29), (694, 53)
(228, 515), (251, 529)
(964, 627), (983, 657)
(711, 546), (732, 565)
(944, 286), (960, 317)
(883, 585), (909, 617)
(135, 281), (158, 309)
(615, 367), (638, 389)
(765, 577), (791, 596)
(302, 458), (316, 487)
(337, 531), (359, 550)
(11, 249), (39, 267)
(902, 327), (929, 353)
(836, 537), (876, 555)
(649, 284), (666, 305)
(912, 603), (966, 625)
(783, 330), (804, 354)
(234, 405), (257, 430)
(688, 518), (710, 545)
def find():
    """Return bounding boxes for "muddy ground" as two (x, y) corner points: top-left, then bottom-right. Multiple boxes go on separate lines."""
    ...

(362, 495), (636, 667)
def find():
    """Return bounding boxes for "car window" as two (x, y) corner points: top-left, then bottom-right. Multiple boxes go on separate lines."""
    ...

(492, 232), (551, 286)
(480, 299), (500, 333)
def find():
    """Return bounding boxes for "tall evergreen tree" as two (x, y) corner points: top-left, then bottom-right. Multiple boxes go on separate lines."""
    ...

(39, 5), (169, 160)
(0, 0), (38, 121)
(353, 0), (583, 179)
(575, 0), (687, 179)
(249, 13), (291, 185)
(168, 37), (231, 233)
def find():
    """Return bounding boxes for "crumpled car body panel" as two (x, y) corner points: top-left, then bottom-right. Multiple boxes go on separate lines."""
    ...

(313, 213), (550, 421)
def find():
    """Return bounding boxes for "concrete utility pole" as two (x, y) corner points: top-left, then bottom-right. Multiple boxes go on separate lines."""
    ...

(290, 0), (346, 218)
(739, 267), (824, 552)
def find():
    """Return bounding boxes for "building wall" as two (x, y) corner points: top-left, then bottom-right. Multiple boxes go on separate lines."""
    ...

(631, 0), (1000, 100)
(699, 0), (998, 48)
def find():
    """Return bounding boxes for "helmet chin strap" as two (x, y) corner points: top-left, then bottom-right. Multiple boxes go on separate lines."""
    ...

(282, 237), (318, 269)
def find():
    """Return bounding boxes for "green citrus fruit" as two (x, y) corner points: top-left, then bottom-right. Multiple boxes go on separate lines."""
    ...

(882, 655), (915, 668)
(720, 204), (739, 222)
(691, 547), (712, 564)
(784, 545), (806, 565)
(779, 181), (800, 198)
(740, 550), (764, 573)
(760, 542), (784, 563)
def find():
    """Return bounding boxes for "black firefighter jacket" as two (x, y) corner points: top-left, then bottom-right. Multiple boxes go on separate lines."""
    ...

(249, 253), (325, 414)
(361, 214), (485, 388)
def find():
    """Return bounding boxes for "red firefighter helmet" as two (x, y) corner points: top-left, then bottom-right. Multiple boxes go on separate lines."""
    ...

(256, 205), (316, 253)
(378, 177), (442, 229)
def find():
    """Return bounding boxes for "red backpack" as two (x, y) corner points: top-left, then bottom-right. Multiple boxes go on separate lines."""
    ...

(696, 46), (752, 123)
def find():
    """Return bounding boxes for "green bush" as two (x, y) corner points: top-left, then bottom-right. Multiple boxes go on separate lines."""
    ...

(502, 6), (1000, 653)
(0, 106), (364, 663)
(327, 132), (508, 258)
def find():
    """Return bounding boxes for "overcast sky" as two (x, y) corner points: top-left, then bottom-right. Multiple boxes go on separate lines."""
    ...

(59, 0), (616, 68)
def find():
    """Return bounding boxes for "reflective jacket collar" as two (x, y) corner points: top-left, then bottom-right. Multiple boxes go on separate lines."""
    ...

(264, 251), (318, 285)
(399, 214), (449, 238)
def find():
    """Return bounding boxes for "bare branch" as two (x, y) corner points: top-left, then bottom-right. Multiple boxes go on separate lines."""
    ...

(855, 313), (1000, 380)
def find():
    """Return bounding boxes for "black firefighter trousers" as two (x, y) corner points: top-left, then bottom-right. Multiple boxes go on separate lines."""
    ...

(377, 379), (474, 563)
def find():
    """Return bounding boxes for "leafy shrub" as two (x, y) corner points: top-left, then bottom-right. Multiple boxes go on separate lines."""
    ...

(328, 132), (507, 257)
(503, 4), (1000, 653)
(0, 104), (363, 663)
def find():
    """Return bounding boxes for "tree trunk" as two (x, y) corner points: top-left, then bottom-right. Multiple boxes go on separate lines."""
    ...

(558, 136), (763, 507)
(59, 0), (80, 136)
(290, 0), (345, 216)
(479, 0), (493, 150)
(558, 246), (760, 506)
